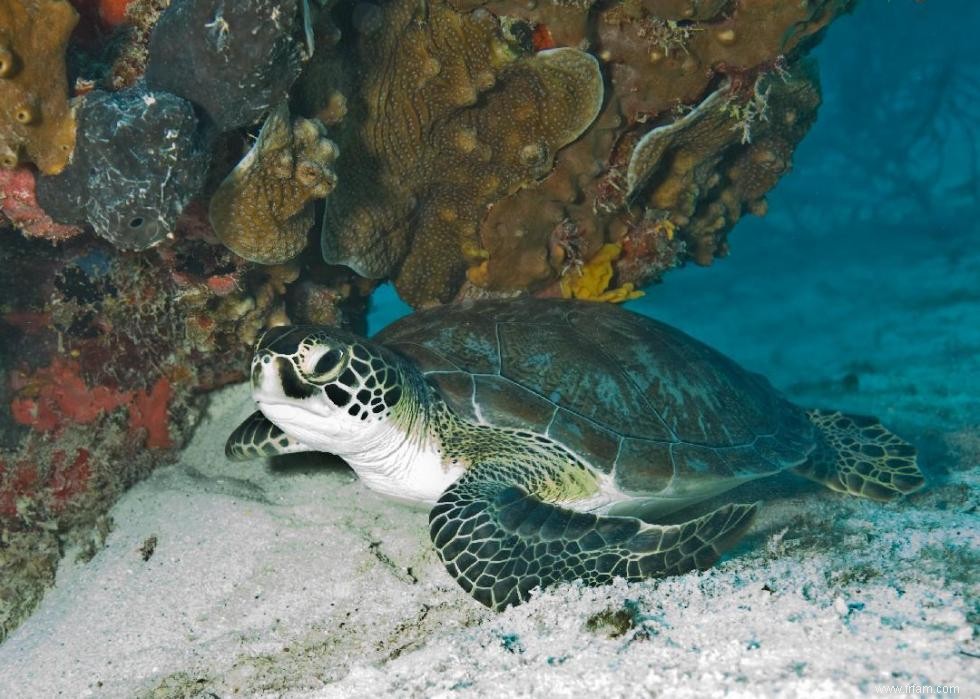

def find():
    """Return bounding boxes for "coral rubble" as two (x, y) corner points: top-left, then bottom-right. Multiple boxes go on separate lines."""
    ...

(146, 0), (306, 132)
(35, 88), (208, 250)
(0, 0), (78, 174)
(209, 104), (338, 265)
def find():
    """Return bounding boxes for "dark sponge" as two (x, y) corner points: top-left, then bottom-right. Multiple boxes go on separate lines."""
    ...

(145, 0), (303, 132)
(36, 88), (209, 250)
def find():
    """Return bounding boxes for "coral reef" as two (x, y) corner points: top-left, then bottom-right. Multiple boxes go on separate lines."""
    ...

(298, 0), (846, 304)
(0, 223), (363, 639)
(0, 0), (78, 174)
(0, 0), (353, 643)
(303, 0), (604, 306)
(35, 88), (208, 250)
(146, 0), (305, 132)
(0, 234), (188, 639)
(461, 0), (844, 299)
(209, 104), (338, 265)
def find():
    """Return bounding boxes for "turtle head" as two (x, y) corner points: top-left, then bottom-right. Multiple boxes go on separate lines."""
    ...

(250, 325), (406, 448)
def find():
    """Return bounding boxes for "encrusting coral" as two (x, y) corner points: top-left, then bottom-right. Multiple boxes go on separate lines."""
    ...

(300, 0), (604, 307)
(209, 104), (338, 265)
(0, 0), (78, 174)
(0, 167), (83, 241)
(559, 243), (643, 303)
(460, 0), (846, 298)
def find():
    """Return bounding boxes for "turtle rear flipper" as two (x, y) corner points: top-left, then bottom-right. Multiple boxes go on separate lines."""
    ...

(225, 410), (315, 461)
(794, 409), (924, 501)
(429, 463), (757, 611)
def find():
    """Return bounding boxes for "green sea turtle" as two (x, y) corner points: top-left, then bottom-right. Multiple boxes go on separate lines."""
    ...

(226, 298), (924, 610)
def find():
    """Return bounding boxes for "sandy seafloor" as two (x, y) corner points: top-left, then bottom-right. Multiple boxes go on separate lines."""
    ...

(3, 5), (980, 698)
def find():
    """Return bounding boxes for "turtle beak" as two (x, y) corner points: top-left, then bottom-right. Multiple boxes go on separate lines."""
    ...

(251, 352), (317, 403)
(251, 351), (279, 400)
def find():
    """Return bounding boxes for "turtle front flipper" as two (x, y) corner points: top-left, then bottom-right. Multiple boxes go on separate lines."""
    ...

(795, 409), (924, 501)
(225, 411), (316, 461)
(429, 464), (757, 610)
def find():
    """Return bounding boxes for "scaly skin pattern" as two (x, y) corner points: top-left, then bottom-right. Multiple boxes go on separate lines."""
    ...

(430, 473), (756, 610)
(425, 392), (604, 506)
(420, 386), (756, 610)
(230, 300), (926, 610)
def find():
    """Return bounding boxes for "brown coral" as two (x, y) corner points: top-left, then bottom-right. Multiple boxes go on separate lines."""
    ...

(0, 0), (77, 174)
(301, 0), (603, 307)
(296, 0), (848, 304)
(459, 0), (848, 297)
(209, 104), (338, 265)
(624, 65), (821, 268)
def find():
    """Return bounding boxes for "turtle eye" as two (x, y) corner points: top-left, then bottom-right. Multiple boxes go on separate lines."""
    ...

(309, 348), (344, 377)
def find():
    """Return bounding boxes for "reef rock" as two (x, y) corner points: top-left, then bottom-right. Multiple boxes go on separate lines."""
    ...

(36, 88), (208, 250)
(469, 0), (846, 297)
(210, 104), (338, 265)
(301, 0), (604, 307)
(300, 0), (849, 305)
(0, 0), (78, 174)
(146, 0), (305, 132)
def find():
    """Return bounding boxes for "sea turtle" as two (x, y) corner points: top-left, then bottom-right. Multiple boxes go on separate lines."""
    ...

(226, 298), (924, 610)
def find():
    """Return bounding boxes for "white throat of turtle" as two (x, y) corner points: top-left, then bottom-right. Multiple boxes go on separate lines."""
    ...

(257, 370), (464, 505)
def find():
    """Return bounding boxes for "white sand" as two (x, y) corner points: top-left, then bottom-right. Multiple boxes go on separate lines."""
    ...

(0, 380), (974, 698)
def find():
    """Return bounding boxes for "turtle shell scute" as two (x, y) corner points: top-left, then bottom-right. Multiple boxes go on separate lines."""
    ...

(376, 298), (816, 493)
